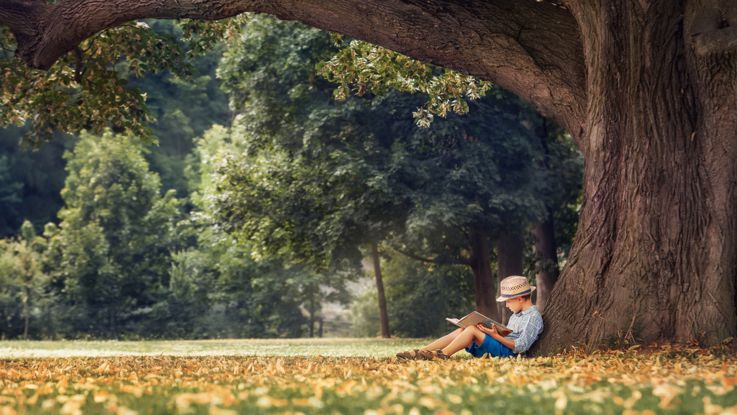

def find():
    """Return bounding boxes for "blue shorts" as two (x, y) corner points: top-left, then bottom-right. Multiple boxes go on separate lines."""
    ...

(465, 334), (516, 358)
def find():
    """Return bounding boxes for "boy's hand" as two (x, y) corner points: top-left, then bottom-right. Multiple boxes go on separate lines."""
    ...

(477, 323), (500, 339)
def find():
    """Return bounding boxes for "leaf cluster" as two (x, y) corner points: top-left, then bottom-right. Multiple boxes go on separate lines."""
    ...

(0, 22), (189, 145)
(318, 37), (492, 127)
(212, 16), (582, 274)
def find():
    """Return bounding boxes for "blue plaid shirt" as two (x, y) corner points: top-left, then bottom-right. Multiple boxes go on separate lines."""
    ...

(505, 305), (544, 354)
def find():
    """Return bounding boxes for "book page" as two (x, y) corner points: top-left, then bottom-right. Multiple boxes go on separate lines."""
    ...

(456, 312), (486, 327)
(447, 311), (512, 335)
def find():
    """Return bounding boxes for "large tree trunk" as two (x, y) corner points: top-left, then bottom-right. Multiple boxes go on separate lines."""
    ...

(370, 242), (391, 338)
(533, 211), (559, 313)
(534, 1), (737, 354)
(469, 232), (499, 320)
(496, 229), (525, 324)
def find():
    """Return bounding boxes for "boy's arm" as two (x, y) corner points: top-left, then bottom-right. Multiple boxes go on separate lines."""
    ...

(477, 324), (516, 350)
(504, 315), (544, 354)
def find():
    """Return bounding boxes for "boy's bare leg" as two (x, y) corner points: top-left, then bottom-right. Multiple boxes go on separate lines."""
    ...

(441, 326), (486, 356)
(420, 327), (463, 351)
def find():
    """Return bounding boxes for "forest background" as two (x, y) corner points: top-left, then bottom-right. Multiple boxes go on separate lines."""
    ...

(0, 16), (583, 341)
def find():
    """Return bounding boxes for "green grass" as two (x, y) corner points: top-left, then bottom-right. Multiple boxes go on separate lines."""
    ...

(0, 337), (429, 358)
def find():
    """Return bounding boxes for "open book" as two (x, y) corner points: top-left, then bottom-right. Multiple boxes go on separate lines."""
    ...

(446, 311), (513, 336)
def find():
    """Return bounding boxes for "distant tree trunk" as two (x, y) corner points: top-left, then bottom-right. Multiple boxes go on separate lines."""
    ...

(107, 310), (114, 338)
(22, 285), (30, 340)
(370, 242), (391, 338)
(469, 232), (498, 320)
(496, 229), (524, 324)
(318, 317), (323, 338)
(308, 296), (315, 338)
(533, 210), (559, 313)
(533, 118), (560, 314)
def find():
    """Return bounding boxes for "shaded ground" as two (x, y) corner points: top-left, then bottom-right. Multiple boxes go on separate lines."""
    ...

(1, 339), (736, 414)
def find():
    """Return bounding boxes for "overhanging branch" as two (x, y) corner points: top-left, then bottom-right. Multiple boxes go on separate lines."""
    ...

(0, 0), (252, 70)
(0, 0), (49, 64)
(0, 0), (587, 133)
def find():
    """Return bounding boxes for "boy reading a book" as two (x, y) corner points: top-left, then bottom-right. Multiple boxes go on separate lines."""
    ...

(396, 275), (544, 360)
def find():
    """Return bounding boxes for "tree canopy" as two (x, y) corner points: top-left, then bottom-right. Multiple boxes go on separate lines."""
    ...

(209, 16), (582, 321)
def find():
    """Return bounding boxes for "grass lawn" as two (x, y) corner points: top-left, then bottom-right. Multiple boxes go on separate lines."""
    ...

(1, 339), (736, 414)
(0, 338), (427, 358)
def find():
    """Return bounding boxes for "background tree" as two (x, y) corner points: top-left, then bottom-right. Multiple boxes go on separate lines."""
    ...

(0, 154), (23, 235)
(44, 130), (183, 337)
(0, 19), (230, 237)
(0, 130), (73, 237)
(213, 16), (409, 337)
(377, 253), (474, 338)
(0, 34), (354, 339)
(388, 93), (553, 320)
(349, 254), (475, 338)
(0, 220), (49, 339)
(131, 20), (232, 196)
(319, 38), (583, 317)
(531, 123), (582, 312)
(181, 123), (352, 338)
(213, 17), (582, 324)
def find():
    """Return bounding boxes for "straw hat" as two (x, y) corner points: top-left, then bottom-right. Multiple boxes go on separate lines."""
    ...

(496, 275), (536, 302)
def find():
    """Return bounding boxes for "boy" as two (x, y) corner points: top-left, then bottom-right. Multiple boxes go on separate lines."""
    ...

(396, 275), (543, 360)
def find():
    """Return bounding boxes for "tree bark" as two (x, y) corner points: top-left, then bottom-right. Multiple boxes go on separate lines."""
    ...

(496, 229), (525, 324)
(532, 0), (737, 354)
(370, 242), (391, 338)
(533, 212), (559, 313)
(469, 232), (499, 320)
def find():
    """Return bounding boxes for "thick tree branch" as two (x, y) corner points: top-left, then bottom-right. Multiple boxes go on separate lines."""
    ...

(0, 0), (49, 63)
(0, 0), (586, 137)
